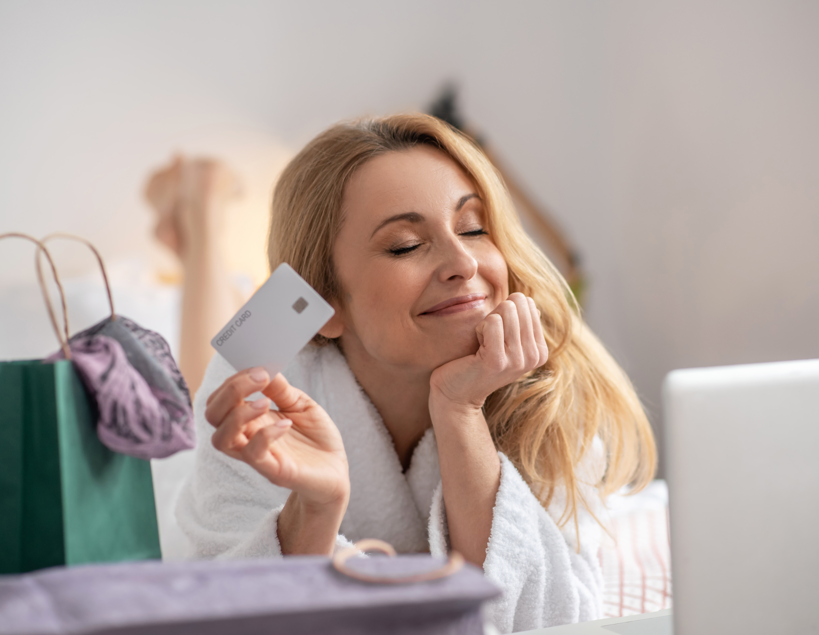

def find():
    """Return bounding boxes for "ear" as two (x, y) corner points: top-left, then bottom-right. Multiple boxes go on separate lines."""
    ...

(318, 302), (344, 339)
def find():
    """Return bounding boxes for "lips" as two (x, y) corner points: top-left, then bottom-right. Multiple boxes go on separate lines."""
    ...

(420, 293), (487, 315)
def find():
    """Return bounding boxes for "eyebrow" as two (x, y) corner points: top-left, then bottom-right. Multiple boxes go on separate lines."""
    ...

(369, 193), (480, 239)
(370, 211), (424, 239)
(456, 193), (479, 211)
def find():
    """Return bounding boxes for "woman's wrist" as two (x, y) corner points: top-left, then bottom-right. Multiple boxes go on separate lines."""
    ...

(429, 391), (499, 467)
(277, 490), (349, 556)
(428, 387), (485, 429)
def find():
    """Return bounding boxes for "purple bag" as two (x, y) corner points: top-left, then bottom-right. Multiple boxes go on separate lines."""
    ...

(0, 551), (500, 635)
(49, 316), (194, 460)
(41, 234), (194, 460)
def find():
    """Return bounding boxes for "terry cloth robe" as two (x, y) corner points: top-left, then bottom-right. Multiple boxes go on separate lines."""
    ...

(176, 343), (606, 633)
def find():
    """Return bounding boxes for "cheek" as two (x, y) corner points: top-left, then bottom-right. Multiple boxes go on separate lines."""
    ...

(345, 262), (423, 334)
(481, 247), (510, 300)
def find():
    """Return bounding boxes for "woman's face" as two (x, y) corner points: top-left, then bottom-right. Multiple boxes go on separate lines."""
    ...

(328, 145), (509, 374)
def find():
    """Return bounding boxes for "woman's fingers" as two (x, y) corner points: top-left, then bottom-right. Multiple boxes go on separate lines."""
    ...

(478, 313), (505, 369)
(205, 368), (271, 426)
(485, 293), (548, 375)
(528, 297), (549, 367)
(262, 372), (312, 413)
(495, 297), (522, 366)
(210, 398), (271, 457)
(515, 294), (536, 345)
(509, 293), (541, 369)
(240, 420), (294, 483)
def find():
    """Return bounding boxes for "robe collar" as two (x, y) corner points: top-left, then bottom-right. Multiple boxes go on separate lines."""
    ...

(284, 344), (439, 552)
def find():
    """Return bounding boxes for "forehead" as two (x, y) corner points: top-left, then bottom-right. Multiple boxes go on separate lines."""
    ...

(342, 146), (477, 224)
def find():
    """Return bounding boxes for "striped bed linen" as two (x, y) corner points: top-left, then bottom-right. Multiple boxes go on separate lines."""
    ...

(598, 480), (672, 617)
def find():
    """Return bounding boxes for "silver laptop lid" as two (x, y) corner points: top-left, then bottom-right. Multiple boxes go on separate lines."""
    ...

(663, 359), (819, 635)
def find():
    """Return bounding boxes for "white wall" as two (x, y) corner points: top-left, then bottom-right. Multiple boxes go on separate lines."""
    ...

(600, 1), (819, 467)
(2, 1), (817, 473)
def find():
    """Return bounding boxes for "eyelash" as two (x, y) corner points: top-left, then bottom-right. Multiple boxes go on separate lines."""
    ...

(387, 228), (488, 256)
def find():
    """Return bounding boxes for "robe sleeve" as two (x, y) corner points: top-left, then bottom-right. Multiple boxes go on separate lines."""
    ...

(174, 356), (354, 559)
(427, 447), (605, 634)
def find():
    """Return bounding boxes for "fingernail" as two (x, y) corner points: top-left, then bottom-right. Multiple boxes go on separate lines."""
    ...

(250, 398), (268, 410)
(274, 419), (292, 428)
(249, 368), (269, 383)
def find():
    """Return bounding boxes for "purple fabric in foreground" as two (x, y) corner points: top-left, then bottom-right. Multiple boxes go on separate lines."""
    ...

(0, 555), (500, 635)
(47, 316), (194, 460)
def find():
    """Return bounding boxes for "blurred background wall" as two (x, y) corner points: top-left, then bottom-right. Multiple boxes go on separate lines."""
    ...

(2, 0), (818, 474)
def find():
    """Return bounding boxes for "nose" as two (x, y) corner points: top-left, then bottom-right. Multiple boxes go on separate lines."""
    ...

(436, 234), (478, 283)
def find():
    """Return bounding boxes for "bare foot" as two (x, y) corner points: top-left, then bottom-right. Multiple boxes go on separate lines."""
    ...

(144, 155), (185, 256)
(144, 156), (241, 259)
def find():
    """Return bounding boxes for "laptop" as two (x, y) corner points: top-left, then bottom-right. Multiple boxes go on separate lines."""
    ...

(517, 358), (819, 635)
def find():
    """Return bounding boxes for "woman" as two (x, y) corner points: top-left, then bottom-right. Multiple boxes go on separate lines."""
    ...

(177, 114), (656, 632)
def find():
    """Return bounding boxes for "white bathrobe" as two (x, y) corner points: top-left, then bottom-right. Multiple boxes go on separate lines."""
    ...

(176, 343), (605, 633)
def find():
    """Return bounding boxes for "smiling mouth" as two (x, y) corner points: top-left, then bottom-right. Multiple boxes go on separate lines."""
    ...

(420, 294), (487, 316)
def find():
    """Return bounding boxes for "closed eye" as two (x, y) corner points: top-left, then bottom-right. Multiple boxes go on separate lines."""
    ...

(388, 243), (421, 256)
(387, 229), (486, 257)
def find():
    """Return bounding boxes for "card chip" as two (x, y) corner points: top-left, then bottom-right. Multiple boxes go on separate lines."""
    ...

(292, 297), (308, 314)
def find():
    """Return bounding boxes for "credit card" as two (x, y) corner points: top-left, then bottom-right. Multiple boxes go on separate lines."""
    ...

(210, 263), (335, 382)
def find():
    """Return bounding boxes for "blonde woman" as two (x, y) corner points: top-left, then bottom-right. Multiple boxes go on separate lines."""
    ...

(177, 114), (656, 632)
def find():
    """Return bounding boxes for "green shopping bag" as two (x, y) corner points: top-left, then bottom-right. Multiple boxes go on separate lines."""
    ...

(0, 233), (161, 574)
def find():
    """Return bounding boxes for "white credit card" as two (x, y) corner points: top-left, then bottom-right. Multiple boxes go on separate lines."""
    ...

(210, 263), (335, 381)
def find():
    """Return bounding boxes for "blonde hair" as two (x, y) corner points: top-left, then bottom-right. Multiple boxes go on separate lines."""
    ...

(268, 113), (656, 534)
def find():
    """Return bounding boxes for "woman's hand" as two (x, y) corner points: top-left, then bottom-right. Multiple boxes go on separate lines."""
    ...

(205, 368), (350, 554)
(429, 292), (549, 410)
(428, 293), (547, 566)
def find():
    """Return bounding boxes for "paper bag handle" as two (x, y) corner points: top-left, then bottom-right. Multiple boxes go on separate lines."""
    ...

(37, 233), (116, 322)
(0, 233), (71, 360)
(332, 539), (464, 584)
